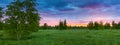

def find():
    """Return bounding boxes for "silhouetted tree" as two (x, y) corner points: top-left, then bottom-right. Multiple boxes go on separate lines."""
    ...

(63, 19), (67, 29)
(99, 21), (104, 29)
(117, 22), (120, 29)
(54, 25), (59, 29)
(112, 21), (117, 29)
(0, 7), (3, 30)
(87, 21), (94, 30)
(43, 23), (48, 30)
(59, 21), (64, 30)
(94, 22), (100, 30)
(104, 23), (111, 29)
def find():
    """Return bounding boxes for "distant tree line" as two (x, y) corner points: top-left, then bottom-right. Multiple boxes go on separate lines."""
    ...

(40, 20), (120, 30)
(40, 20), (87, 30)
(87, 21), (120, 30)
(40, 20), (68, 30)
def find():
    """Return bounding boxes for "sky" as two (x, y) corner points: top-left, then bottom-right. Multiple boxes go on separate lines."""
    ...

(0, 0), (120, 26)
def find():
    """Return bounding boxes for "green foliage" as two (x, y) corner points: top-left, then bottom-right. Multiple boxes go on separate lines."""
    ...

(23, 0), (40, 32)
(4, 0), (40, 40)
(0, 7), (3, 30)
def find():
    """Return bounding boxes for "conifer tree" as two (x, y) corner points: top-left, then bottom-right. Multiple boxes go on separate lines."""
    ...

(63, 19), (67, 29)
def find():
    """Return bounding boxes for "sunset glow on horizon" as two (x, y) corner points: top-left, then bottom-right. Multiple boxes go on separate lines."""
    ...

(1, 0), (120, 26)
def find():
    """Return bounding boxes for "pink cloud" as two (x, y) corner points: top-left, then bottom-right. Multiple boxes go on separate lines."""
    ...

(81, 3), (111, 9)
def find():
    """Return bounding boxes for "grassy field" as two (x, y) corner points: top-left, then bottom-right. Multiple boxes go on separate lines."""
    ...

(1, 29), (120, 45)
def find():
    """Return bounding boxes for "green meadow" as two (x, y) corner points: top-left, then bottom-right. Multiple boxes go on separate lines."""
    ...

(1, 29), (120, 45)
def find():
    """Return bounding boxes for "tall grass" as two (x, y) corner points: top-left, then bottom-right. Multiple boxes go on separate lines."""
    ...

(0, 30), (120, 45)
